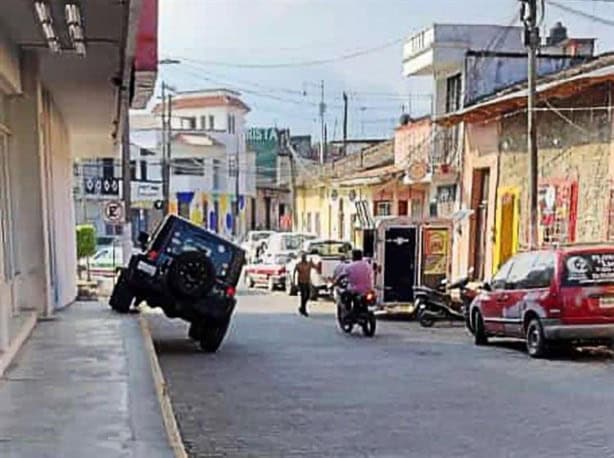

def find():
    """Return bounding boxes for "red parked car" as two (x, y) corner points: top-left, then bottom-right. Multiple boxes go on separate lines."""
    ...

(468, 245), (614, 357)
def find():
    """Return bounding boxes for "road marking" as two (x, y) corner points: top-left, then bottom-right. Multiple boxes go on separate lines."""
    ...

(139, 310), (188, 458)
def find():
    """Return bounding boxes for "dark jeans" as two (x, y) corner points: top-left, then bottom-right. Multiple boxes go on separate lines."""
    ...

(298, 283), (310, 311)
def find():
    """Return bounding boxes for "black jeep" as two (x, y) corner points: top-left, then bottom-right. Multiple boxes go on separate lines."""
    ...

(109, 215), (245, 352)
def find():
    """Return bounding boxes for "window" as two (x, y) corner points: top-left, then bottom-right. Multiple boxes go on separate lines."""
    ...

(227, 114), (236, 134)
(506, 253), (535, 290)
(374, 201), (392, 217)
(208, 115), (215, 130)
(172, 158), (205, 176)
(315, 212), (321, 236)
(181, 117), (196, 129)
(212, 159), (221, 190)
(306, 212), (312, 233)
(563, 252), (614, 287)
(130, 160), (137, 180)
(398, 200), (408, 216)
(102, 158), (115, 179)
(523, 252), (555, 289)
(491, 258), (514, 290)
(200, 116), (207, 130)
(445, 73), (461, 113)
(140, 160), (148, 181)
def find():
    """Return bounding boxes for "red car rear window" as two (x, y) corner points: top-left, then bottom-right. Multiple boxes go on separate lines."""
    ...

(562, 252), (614, 286)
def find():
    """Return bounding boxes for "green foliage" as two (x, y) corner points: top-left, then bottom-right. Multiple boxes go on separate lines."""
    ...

(76, 225), (96, 259)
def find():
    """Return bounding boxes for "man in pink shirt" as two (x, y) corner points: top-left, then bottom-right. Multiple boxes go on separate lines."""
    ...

(345, 249), (373, 295)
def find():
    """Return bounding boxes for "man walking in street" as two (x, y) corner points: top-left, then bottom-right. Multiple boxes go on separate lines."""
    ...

(294, 252), (317, 317)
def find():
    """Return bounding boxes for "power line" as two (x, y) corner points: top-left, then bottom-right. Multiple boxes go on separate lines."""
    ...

(169, 36), (405, 69)
(546, 0), (614, 26)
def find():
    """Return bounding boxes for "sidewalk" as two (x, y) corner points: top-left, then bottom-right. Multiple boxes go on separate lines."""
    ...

(0, 302), (174, 458)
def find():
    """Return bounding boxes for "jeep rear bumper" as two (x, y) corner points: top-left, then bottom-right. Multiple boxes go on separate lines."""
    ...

(542, 320), (614, 340)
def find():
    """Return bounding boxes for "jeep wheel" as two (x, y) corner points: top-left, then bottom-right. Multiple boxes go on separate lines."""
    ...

(199, 318), (231, 353)
(109, 270), (133, 313)
(526, 318), (548, 358)
(168, 251), (216, 299)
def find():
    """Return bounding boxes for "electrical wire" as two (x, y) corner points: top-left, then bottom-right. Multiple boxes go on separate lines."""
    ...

(546, 0), (614, 26)
(169, 36), (405, 69)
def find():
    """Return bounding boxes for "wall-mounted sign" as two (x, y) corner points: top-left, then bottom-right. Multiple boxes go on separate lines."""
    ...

(407, 161), (427, 182)
(84, 177), (120, 196)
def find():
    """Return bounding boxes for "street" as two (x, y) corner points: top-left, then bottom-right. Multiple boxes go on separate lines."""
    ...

(148, 290), (614, 458)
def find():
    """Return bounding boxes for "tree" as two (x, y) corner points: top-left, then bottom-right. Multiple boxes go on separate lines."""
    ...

(76, 225), (96, 281)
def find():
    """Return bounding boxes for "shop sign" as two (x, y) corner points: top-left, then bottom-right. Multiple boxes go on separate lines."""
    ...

(422, 228), (449, 276)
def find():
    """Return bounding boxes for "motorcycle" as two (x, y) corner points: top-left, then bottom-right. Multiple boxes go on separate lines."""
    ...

(334, 276), (377, 337)
(414, 274), (477, 328)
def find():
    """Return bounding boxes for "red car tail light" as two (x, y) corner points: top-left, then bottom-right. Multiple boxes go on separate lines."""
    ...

(365, 291), (376, 304)
(226, 286), (236, 297)
(147, 250), (159, 261)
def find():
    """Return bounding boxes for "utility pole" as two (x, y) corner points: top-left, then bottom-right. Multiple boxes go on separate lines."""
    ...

(233, 135), (240, 238)
(342, 91), (348, 156)
(160, 82), (168, 214)
(521, 0), (540, 249)
(121, 96), (131, 265)
(319, 80), (326, 164)
(160, 82), (174, 215)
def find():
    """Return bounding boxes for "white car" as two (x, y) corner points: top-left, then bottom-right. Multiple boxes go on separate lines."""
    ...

(240, 230), (275, 263)
(286, 239), (352, 299)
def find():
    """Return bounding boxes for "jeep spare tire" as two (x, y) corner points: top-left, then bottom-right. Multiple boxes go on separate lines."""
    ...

(168, 251), (216, 299)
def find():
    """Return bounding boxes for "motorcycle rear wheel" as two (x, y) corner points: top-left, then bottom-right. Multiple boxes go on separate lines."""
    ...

(361, 313), (376, 337)
(336, 303), (353, 333)
(418, 311), (435, 328)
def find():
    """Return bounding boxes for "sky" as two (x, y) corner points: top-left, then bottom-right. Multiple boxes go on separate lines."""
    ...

(158, 0), (614, 141)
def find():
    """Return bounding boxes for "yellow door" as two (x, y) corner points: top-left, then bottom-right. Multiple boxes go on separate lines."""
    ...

(493, 187), (520, 272)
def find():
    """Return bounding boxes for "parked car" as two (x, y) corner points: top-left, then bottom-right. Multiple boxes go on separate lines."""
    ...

(79, 245), (137, 279)
(286, 239), (352, 299)
(109, 215), (245, 352)
(240, 230), (275, 263)
(243, 252), (297, 291)
(468, 245), (614, 357)
(262, 232), (317, 262)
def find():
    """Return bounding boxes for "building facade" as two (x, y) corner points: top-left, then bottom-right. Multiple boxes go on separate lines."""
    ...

(130, 89), (257, 239)
(0, 1), (156, 362)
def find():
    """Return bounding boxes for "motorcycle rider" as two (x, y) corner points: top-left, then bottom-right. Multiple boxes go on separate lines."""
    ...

(344, 249), (373, 313)
(333, 254), (348, 282)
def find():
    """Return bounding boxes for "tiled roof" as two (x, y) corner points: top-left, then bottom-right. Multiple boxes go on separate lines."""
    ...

(153, 95), (250, 113)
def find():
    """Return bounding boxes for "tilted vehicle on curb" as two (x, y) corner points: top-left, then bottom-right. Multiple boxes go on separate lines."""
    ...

(286, 239), (352, 299)
(109, 215), (245, 353)
(468, 245), (614, 358)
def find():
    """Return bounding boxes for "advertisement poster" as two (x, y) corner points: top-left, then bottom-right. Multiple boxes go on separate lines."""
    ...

(538, 179), (578, 244)
(422, 228), (449, 276)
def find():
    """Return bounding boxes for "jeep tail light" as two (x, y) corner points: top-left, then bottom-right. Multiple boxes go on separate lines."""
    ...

(147, 250), (159, 261)
(365, 291), (376, 304)
(226, 286), (236, 297)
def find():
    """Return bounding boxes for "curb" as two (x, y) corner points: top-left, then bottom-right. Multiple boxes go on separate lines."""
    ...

(139, 312), (189, 458)
(0, 312), (37, 378)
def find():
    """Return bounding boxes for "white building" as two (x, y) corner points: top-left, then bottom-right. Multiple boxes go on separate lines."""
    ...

(130, 89), (257, 238)
(0, 1), (156, 369)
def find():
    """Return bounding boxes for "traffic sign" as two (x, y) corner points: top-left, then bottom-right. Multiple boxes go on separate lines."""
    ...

(103, 200), (125, 224)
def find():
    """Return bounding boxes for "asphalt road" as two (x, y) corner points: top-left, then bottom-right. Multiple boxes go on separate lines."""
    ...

(148, 289), (614, 458)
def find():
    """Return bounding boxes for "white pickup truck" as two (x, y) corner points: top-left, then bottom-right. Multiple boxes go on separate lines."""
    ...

(286, 239), (352, 299)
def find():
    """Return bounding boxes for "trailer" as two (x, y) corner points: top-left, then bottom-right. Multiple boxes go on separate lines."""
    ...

(368, 217), (453, 313)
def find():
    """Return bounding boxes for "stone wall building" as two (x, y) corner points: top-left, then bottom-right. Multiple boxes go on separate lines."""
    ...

(440, 54), (614, 279)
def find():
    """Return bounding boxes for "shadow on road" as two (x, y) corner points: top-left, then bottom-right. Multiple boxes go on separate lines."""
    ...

(489, 339), (614, 362)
